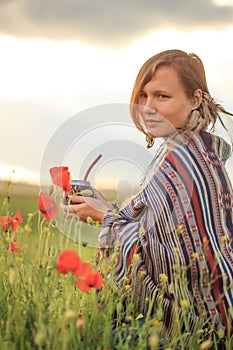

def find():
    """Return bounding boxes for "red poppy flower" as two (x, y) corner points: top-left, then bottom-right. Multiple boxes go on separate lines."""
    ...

(8, 241), (22, 253)
(73, 262), (92, 277)
(0, 216), (11, 231)
(75, 270), (103, 293)
(37, 193), (58, 220)
(50, 166), (71, 195)
(56, 250), (82, 274)
(11, 210), (23, 232)
(0, 210), (23, 232)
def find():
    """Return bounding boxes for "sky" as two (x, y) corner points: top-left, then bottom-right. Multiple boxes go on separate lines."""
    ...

(0, 0), (233, 190)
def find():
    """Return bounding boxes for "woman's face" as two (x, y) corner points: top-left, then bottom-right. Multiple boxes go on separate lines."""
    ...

(138, 65), (195, 137)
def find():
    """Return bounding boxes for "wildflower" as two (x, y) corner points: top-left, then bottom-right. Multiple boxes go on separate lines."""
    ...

(175, 224), (183, 234)
(56, 251), (102, 292)
(42, 226), (50, 234)
(123, 284), (131, 292)
(148, 334), (160, 349)
(24, 224), (32, 233)
(86, 216), (94, 225)
(114, 240), (121, 249)
(94, 220), (101, 227)
(38, 193), (58, 220)
(149, 318), (162, 328)
(132, 253), (140, 262)
(199, 339), (213, 349)
(75, 270), (103, 292)
(11, 210), (23, 231)
(7, 241), (22, 253)
(76, 318), (84, 330)
(139, 227), (145, 235)
(56, 250), (82, 275)
(221, 235), (227, 242)
(180, 299), (190, 309)
(139, 270), (146, 278)
(0, 215), (11, 231)
(217, 327), (225, 339)
(64, 310), (77, 321)
(159, 273), (168, 283)
(73, 261), (92, 277)
(50, 166), (71, 194)
(124, 276), (130, 284)
(168, 283), (174, 294)
(15, 256), (23, 263)
(125, 315), (133, 323)
(0, 210), (23, 232)
(195, 329), (204, 336)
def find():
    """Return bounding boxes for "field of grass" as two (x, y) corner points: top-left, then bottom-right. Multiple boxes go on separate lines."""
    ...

(0, 181), (232, 349)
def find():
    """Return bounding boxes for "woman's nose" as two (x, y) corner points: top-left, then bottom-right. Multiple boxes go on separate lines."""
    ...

(143, 105), (157, 114)
(142, 96), (157, 113)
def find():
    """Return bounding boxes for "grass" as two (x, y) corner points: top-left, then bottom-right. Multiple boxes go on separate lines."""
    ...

(0, 183), (232, 349)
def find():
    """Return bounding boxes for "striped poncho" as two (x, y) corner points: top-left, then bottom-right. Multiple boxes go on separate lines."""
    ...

(98, 130), (233, 338)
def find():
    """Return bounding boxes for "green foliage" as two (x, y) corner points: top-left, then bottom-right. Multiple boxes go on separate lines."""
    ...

(0, 191), (232, 349)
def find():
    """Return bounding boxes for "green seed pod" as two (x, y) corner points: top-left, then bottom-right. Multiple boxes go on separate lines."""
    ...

(86, 216), (94, 225)
(80, 189), (93, 197)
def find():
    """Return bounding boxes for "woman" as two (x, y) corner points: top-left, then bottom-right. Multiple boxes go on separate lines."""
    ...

(68, 50), (233, 345)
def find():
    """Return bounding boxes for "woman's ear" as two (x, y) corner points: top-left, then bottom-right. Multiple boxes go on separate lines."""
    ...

(192, 89), (202, 110)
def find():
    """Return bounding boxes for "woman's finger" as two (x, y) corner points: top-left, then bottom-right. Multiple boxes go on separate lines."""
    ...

(61, 202), (79, 214)
(68, 195), (85, 204)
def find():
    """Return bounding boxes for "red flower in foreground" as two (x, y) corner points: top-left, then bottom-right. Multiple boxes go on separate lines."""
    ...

(8, 241), (22, 253)
(50, 166), (71, 195)
(56, 250), (103, 292)
(0, 210), (23, 232)
(11, 210), (23, 232)
(56, 250), (82, 274)
(0, 216), (11, 231)
(75, 270), (103, 293)
(73, 262), (92, 277)
(38, 193), (58, 220)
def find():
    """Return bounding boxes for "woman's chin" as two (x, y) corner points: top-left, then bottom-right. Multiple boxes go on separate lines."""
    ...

(146, 125), (176, 138)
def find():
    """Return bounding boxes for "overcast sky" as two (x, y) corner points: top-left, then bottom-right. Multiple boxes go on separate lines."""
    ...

(0, 0), (233, 188)
(1, 0), (233, 46)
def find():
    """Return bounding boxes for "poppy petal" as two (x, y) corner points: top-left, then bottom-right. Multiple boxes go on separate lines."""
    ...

(50, 166), (71, 194)
(38, 193), (58, 220)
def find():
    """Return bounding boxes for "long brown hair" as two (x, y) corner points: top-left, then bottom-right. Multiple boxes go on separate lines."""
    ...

(130, 49), (232, 143)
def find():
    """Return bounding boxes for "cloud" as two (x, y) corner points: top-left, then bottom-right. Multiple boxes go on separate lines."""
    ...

(0, 0), (233, 47)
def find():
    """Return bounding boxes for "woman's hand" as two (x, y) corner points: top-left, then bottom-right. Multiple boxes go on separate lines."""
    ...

(62, 195), (113, 224)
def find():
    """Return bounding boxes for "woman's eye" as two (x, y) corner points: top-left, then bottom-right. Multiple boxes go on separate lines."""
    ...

(139, 92), (147, 99)
(158, 94), (168, 99)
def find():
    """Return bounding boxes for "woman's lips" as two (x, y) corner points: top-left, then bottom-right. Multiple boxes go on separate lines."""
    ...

(145, 119), (162, 126)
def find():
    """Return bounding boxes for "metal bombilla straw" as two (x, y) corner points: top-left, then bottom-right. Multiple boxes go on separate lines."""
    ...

(83, 154), (102, 181)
